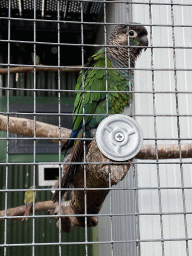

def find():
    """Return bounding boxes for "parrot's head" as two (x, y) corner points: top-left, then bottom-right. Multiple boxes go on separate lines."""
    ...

(107, 23), (148, 68)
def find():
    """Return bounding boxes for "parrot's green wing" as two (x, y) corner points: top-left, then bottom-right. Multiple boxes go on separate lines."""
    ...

(72, 48), (133, 131)
(72, 48), (106, 131)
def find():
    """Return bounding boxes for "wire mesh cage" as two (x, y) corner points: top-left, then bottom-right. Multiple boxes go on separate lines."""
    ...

(0, 0), (192, 256)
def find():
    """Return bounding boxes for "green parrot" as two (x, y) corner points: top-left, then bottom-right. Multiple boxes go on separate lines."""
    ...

(22, 186), (37, 221)
(53, 24), (148, 202)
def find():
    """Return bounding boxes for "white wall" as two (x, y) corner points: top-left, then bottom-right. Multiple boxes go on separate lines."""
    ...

(96, 1), (192, 255)
(133, 0), (192, 255)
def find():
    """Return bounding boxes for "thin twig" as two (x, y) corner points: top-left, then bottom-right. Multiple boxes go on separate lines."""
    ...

(0, 201), (55, 221)
(0, 66), (81, 74)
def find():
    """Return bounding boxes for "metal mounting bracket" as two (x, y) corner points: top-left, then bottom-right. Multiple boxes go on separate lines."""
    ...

(96, 114), (143, 161)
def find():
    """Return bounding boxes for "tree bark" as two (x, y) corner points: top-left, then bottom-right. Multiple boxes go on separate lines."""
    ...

(54, 140), (130, 232)
(0, 114), (71, 145)
(1, 114), (192, 159)
(1, 114), (192, 232)
(136, 143), (192, 159)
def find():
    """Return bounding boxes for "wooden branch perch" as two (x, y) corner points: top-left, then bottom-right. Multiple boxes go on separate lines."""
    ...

(0, 66), (81, 75)
(0, 201), (55, 221)
(1, 114), (192, 159)
(54, 143), (130, 232)
(1, 114), (192, 232)
(136, 143), (192, 160)
(0, 114), (71, 145)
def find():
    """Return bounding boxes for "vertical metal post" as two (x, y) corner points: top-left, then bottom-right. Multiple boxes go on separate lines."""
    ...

(149, 1), (165, 255)
(4, 0), (11, 255)
(80, 1), (88, 255)
(170, 1), (189, 255)
(57, 1), (62, 255)
(32, 1), (37, 255)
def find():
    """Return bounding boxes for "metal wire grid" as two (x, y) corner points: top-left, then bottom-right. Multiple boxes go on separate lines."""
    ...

(0, 0), (192, 256)
(133, 1), (192, 255)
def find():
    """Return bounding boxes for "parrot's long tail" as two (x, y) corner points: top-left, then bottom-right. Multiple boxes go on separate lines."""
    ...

(52, 130), (83, 202)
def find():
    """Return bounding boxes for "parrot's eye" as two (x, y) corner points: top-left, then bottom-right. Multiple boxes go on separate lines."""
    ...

(128, 30), (137, 38)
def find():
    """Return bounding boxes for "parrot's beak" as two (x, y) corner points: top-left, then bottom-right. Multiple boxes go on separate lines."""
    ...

(139, 35), (148, 51)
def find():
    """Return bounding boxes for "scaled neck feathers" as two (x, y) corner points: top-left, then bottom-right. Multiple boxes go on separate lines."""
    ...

(107, 27), (136, 80)
(107, 49), (133, 80)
